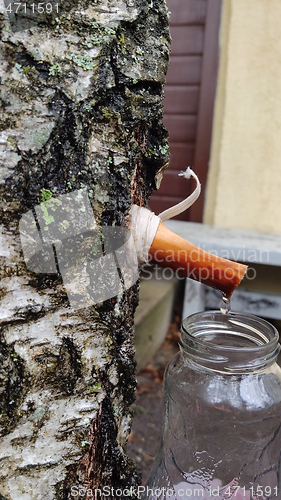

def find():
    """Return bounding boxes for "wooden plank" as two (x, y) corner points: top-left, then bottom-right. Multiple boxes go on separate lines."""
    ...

(166, 56), (202, 85)
(190, 0), (223, 222)
(163, 115), (197, 143)
(170, 26), (204, 55)
(150, 0), (209, 222)
(167, 0), (207, 26)
(168, 144), (195, 170)
(163, 86), (199, 114)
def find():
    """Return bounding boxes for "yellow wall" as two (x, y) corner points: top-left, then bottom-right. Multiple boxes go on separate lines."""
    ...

(204, 0), (281, 234)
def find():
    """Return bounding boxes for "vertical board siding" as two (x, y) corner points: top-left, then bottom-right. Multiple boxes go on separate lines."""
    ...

(189, 0), (223, 222)
(170, 26), (204, 54)
(165, 56), (202, 85)
(168, 0), (207, 25)
(163, 86), (199, 114)
(163, 115), (197, 143)
(168, 144), (195, 170)
(150, 0), (207, 220)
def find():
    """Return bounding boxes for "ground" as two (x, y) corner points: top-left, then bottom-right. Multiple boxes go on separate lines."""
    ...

(127, 299), (182, 484)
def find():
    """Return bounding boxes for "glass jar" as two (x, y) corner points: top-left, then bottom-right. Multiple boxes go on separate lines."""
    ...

(143, 311), (281, 500)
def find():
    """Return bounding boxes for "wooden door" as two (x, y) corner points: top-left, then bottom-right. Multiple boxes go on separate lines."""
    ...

(150, 0), (222, 222)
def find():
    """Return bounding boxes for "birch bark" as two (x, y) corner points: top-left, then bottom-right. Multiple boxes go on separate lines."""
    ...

(0, 0), (170, 498)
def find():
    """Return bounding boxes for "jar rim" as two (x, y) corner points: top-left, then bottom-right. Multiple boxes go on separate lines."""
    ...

(180, 311), (280, 373)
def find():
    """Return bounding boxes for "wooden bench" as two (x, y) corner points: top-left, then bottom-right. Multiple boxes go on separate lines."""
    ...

(164, 220), (281, 321)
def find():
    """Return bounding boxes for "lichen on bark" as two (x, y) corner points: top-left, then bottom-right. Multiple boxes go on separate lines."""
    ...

(0, 0), (170, 498)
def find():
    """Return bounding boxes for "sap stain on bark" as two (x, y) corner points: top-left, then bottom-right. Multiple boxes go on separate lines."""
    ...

(0, 338), (27, 437)
(55, 338), (82, 395)
(32, 337), (82, 395)
(59, 395), (140, 500)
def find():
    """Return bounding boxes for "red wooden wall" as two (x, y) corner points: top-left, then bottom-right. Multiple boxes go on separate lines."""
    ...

(150, 0), (222, 222)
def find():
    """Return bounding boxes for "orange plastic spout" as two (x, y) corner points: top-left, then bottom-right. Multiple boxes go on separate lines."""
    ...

(148, 222), (247, 299)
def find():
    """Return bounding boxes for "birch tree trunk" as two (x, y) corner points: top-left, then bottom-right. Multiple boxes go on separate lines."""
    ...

(0, 0), (170, 498)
